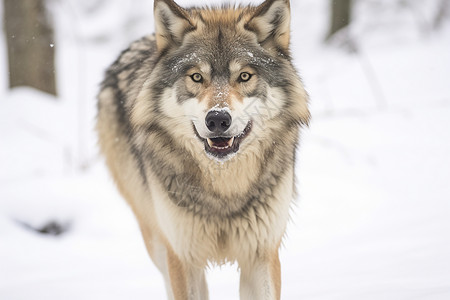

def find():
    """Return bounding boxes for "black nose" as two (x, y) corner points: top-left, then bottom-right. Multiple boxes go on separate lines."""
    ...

(205, 110), (232, 134)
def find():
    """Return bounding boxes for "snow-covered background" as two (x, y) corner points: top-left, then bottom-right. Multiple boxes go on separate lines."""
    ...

(1, 0), (450, 299)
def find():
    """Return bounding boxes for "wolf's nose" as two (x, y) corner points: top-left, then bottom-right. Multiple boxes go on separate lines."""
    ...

(205, 110), (232, 134)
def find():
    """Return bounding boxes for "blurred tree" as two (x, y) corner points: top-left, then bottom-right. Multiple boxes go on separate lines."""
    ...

(327, 0), (352, 40)
(434, 0), (450, 29)
(3, 0), (57, 96)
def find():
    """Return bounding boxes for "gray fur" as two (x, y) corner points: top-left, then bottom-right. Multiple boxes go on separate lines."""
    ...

(99, 31), (302, 217)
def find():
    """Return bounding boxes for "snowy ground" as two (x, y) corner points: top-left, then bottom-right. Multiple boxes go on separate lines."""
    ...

(1, 0), (450, 299)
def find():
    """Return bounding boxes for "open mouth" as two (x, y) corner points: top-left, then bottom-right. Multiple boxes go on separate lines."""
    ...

(194, 121), (252, 159)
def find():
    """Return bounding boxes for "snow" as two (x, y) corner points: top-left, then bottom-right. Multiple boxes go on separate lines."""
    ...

(1, 0), (450, 299)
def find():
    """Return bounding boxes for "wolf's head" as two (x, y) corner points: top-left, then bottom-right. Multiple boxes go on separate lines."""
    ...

(133, 0), (309, 163)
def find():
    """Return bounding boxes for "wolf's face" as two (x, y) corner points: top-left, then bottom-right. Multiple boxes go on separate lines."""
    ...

(141, 0), (309, 162)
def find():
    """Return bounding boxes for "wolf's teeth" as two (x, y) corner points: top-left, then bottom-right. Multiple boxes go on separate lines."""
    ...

(207, 138), (213, 148)
(207, 138), (234, 149)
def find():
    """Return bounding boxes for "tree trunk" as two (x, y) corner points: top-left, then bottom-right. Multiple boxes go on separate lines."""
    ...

(327, 0), (352, 40)
(3, 0), (57, 96)
(434, 0), (450, 30)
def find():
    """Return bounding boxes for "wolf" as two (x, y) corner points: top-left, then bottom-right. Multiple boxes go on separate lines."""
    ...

(97, 0), (310, 299)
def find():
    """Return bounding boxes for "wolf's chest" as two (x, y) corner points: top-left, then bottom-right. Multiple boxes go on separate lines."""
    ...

(150, 167), (294, 265)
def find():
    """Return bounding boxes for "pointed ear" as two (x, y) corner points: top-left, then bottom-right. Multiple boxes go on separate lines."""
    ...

(154, 0), (194, 51)
(246, 0), (291, 51)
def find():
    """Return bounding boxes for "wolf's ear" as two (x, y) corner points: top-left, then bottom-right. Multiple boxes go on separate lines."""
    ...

(154, 0), (193, 51)
(246, 0), (291, 51)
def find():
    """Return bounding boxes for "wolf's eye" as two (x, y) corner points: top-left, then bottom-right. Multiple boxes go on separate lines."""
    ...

(239, 72), (252, 82)
(191, 73), (203, 83)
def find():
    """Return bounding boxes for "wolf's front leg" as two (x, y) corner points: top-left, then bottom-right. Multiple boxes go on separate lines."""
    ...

(239, 250), (281, 300)
(183, 265), (209, 300)
(164, 247), (209, 300)
(139, 225), (208, 300)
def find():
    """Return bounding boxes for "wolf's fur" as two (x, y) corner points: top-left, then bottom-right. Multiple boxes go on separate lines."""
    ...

(97, 0), (309, 299)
